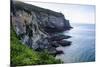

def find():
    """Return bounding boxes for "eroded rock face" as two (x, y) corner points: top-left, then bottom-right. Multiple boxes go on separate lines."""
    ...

(11, 1), (72, 54)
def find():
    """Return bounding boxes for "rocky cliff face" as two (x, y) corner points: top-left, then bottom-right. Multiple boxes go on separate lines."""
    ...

(11, 1), (72, 55)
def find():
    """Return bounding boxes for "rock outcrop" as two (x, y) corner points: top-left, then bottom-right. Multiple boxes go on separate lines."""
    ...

(11, 1), (72, 55)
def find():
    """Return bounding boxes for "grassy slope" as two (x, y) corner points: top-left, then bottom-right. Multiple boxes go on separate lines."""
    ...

(10, 28), (62, 66)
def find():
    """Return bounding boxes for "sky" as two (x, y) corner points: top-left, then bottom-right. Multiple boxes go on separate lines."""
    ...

(17, 0), (96, 24)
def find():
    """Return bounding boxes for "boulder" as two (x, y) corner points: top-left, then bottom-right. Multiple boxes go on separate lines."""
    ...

(55, 50), (64, 55)
(50, 34), (71, 41)
(57, 40), (72, 46)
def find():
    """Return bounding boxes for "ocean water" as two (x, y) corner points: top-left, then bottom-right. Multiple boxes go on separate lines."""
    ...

(56, 23), (95, 63)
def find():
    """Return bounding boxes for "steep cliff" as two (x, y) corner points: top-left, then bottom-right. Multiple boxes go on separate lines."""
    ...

(11, 1), (72, 54)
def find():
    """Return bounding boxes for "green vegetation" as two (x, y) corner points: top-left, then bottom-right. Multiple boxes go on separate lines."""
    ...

(11, 28), (62, 66)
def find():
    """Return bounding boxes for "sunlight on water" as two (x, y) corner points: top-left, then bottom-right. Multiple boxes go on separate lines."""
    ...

(56, 23), (95, 63)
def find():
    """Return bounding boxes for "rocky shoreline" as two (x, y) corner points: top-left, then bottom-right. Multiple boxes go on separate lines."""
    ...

(11, 1), (72, 56)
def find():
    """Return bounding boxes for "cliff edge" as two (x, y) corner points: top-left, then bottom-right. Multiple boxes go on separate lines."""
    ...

(11, 1), (72, 54)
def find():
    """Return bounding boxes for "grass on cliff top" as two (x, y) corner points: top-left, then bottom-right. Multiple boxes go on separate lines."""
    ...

(10, 28), (62, 66)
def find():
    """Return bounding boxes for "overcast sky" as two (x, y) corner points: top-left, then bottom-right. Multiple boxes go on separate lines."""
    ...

(17, 0), (95, 24)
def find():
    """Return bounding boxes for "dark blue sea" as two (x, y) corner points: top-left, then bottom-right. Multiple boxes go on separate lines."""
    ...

(56, 23), (95, 63)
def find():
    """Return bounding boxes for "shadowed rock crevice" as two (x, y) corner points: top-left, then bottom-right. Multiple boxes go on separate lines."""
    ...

(11, 1), (72, 55)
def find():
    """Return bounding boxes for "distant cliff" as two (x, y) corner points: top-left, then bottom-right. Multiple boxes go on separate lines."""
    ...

(11, 1), (72, 54)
